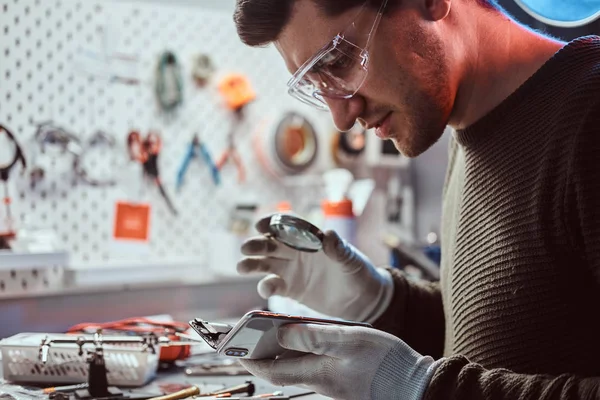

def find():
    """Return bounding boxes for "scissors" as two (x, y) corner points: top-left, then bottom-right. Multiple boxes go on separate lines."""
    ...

(127, 131), (178, 216)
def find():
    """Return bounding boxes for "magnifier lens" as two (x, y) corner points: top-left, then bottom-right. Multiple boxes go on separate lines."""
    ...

(269, 214), (324, 252)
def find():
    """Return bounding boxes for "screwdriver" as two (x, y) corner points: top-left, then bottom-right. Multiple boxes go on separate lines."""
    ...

(148, 381), (255, 400)
(210, 391), (315, 400)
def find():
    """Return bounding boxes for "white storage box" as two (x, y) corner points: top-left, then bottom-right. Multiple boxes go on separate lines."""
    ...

(0, 333), (159, 387)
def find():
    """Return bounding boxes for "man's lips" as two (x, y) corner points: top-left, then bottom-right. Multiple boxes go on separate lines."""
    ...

(374, 112), (393, 139)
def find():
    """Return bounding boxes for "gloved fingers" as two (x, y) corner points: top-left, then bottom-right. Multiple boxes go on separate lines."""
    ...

(322, 230), (367, 273)
(254, 214), (276, 234)
(239, 354), (330, 388)
(277, 323), (374, 358)
(241, 236), (297, 259)
(237, 256), (289, 276)
(257, 274), (287, 299)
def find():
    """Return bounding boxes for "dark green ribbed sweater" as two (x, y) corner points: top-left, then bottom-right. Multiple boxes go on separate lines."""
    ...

(374, 36), (600, 399)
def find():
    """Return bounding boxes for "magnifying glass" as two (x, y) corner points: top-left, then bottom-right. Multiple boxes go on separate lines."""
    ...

(267, 214), (324, 252)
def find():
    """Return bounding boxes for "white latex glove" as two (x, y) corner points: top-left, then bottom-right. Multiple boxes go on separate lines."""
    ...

(237, 215), (394, 322)
(239, 323), (443, 400)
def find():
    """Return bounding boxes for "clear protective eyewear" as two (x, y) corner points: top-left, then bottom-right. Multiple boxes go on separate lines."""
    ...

(267, 214), (325, 252)
(287, 0), (389, 111)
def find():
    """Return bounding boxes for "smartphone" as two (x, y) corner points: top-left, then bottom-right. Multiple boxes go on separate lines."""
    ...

(189, 310), (372, 360)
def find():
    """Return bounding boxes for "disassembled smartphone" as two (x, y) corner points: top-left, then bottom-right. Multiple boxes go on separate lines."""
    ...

(189, 310), (372, 360)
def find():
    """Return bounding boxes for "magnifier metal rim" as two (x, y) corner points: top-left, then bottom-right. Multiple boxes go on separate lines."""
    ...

(269, 214), (325, 252)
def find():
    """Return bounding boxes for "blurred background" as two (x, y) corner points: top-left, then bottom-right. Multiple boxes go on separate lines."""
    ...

(0, 0), (598, 337)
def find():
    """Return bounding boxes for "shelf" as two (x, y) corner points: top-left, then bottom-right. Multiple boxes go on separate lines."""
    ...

(0, 250), (69, 271)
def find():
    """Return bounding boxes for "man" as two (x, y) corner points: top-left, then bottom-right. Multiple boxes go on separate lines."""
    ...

(234, 0), (600, 398)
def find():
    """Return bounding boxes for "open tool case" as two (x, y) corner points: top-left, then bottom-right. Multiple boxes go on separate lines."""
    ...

(0, 333), (159, 387)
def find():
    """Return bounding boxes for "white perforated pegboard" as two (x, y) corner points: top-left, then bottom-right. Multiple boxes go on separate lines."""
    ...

(0, 0), (332, 272)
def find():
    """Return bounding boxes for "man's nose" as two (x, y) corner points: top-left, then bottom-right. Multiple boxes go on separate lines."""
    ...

(325, 97), (364, 132)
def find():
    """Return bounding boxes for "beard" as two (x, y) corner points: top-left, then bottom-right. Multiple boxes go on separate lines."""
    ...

(389, 22), (453, 158)
(392, 86), (451, 158)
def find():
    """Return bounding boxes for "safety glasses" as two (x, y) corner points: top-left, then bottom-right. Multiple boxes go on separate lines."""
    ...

(287, 0), (389, 110)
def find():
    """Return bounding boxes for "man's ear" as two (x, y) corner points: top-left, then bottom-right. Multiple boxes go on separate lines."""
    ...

(423, 0), (451, 21)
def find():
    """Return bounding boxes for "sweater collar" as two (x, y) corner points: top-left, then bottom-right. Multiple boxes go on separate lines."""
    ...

(454, 36), (600, 148)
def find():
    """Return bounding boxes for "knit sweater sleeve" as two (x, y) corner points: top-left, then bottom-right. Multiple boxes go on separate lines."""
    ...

(424, 356), (600, 400)
(372, 269), (445, 359)
(422, 96), (600, 400)
(564, 98), (600, 285)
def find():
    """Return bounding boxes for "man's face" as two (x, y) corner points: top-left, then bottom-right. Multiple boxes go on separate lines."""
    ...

(276, 0), (454, 157)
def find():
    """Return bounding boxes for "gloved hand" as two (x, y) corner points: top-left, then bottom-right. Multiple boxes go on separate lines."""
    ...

(239, 323), (443, 400)
(237, 215), (394, 322)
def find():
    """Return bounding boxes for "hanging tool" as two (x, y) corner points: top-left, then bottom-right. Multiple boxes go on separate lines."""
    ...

(73, 130), (118, 187)
(214, 73), (257, 184)
(127, 131), (178, 216)
(218, 73), (256, 112)
(0, 125), (26, 239)
(192, 54), (215, 88)
(155, 51), (183, 113)
(216, 110), (245, 184)
(29, 121), (82, 189)
(176, 134), (220, 191)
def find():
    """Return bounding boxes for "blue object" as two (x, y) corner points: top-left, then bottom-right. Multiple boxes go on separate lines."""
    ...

(424, 245), (441, 266)
(513, 0), (600, 26)
(176, 135), (220, 190)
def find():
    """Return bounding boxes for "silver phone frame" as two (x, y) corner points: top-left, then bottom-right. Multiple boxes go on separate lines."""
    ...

(190, 310), (372, 360)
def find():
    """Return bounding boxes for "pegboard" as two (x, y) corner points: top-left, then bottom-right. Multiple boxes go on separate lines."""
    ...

(0, 0), (333, 272)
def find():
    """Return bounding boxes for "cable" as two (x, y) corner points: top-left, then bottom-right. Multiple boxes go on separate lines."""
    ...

(0, 125), (26, 182)
(0, 125), (26, 238)
(155, 51), (183, 113)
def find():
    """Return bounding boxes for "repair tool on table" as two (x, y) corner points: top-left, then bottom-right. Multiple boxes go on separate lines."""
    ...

(127, 131), (178, 216)
(147, 381), (255, 400)
(176, 134), (220, 191)
(0, 124), (26, 242)
(28, 121), (83, 189)
(215, 73), (256, 184)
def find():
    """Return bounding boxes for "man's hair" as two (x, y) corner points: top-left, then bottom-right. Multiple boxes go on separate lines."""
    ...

(234, 0), (498, 47)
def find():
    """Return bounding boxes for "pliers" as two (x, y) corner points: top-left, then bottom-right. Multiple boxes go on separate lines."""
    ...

(127, 131), (178, 216)
(176, 134), (220, 191)
(216, 110), (246, 184)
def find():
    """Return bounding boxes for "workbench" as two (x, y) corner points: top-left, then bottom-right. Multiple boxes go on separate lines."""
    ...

(0, 341), (328, 400)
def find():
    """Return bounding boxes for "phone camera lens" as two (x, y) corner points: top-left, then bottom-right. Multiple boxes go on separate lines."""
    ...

(225, 348), (248, 357)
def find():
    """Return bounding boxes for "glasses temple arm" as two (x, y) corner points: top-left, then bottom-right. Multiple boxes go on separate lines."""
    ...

(364, 0), (389, 48)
